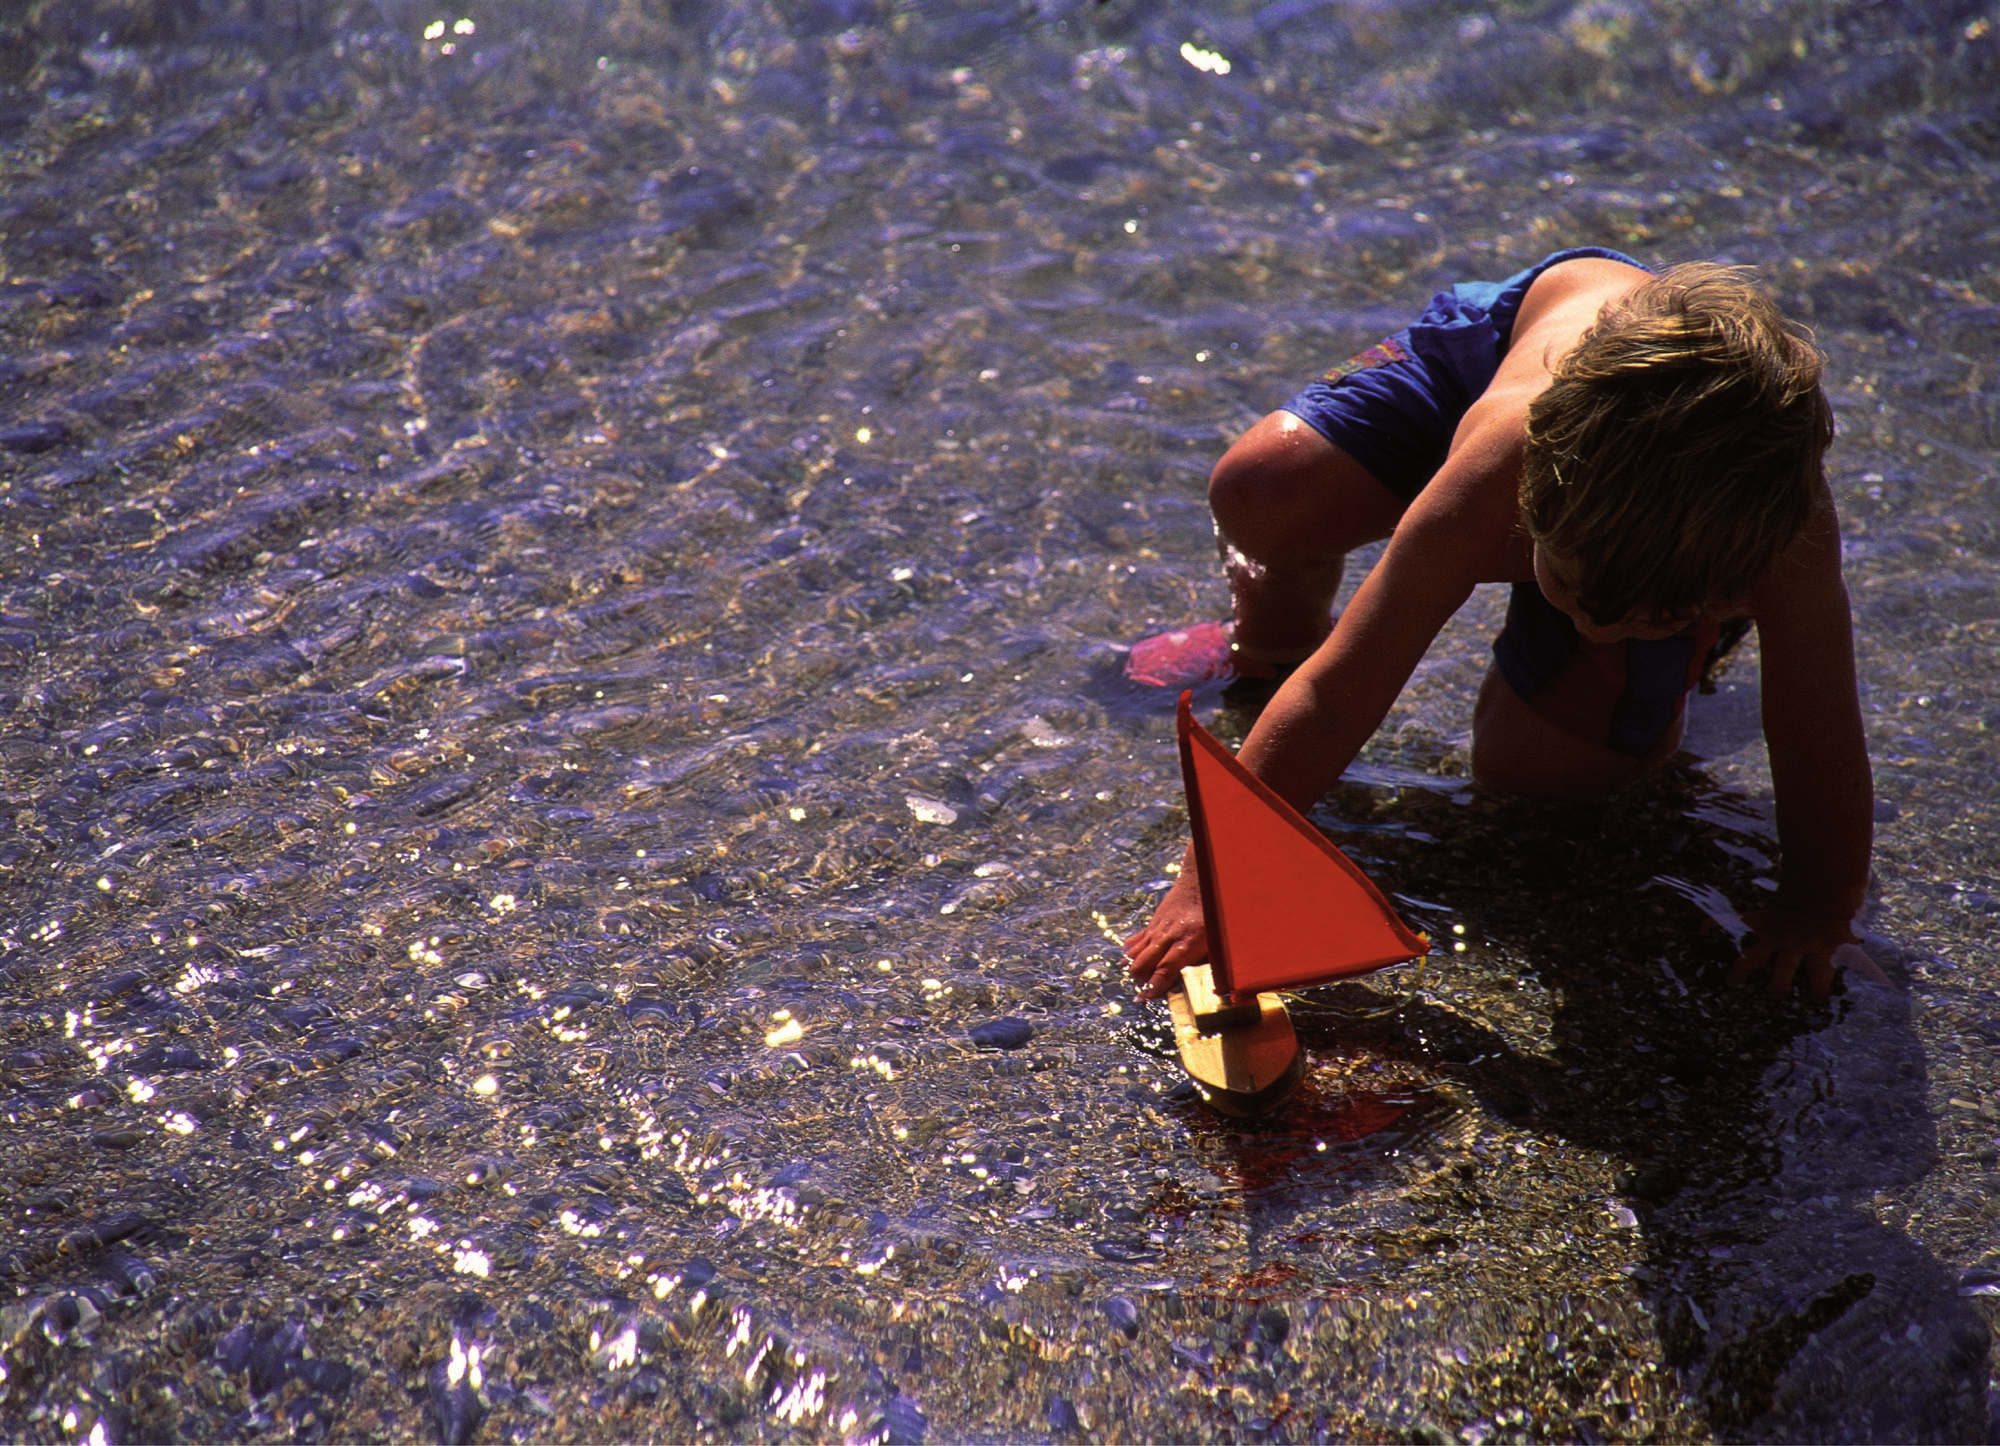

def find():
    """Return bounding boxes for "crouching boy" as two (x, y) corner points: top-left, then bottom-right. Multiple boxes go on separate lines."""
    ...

(1123, 250), (1872, 1001)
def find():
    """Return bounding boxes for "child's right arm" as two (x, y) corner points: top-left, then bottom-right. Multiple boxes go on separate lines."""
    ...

(1122, 537), (1473, 994)
(1122, 418), (1520, 996)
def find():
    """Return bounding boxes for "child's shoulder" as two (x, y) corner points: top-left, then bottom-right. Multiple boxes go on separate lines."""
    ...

(1512, 256), (1651, 347)
(1481, 262), (1648, 419)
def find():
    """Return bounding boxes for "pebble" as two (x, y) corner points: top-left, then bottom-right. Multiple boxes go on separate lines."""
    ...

(0, 420), (68, 453)
(126, 1043), (208, 1072)
(1255, 1304), (1290, 1344)
(1047, 1394), (1083, 1436)
(1091, 1238), (1159, 1263)
(1103, 1295), (1140, 1337)
(883, 1394), (927, 1446)
(463, 1156), (513, 1188)
(967, 1018), (1034, 1050)
(429, 1354), (486, 1446)
(1957, 1267), (2000, 1297)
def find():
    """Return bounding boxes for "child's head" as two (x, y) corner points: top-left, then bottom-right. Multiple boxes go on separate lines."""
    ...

(1520, 262), (1834, 627)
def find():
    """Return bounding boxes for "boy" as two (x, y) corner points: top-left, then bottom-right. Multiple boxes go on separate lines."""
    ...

(1122, 249), (1873, 1002)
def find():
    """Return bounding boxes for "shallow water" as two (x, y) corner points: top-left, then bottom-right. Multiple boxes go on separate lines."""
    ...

(1, 0), (1996, 1440)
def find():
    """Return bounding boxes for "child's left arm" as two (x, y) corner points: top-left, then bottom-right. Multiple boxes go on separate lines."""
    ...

(1730, 491), (1874, 998)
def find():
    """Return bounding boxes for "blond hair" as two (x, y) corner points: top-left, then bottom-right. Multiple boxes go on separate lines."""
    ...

(1520, 262), (1834, 625)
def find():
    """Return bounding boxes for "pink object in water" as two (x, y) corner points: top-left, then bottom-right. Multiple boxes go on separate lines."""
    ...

(1125, 619), (1277, 688)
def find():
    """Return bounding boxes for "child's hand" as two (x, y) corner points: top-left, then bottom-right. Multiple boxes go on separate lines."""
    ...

(1122, 870), (1209, 1001)
(1726, 906), (1861, 1000)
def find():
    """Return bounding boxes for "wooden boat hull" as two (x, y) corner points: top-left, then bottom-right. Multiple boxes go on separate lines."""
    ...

(1167, 967), (1306, 1118)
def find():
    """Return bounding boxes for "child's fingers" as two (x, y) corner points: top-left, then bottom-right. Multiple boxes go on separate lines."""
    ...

(1124, 934), (1158, 976)
(1762, 944), (1805, 997)
(1165, 928), (1207, 971)
(1730, 916), (1865, 999)
(1830, 942), (1891, 987)
(1134, 933), (1209, 999)
(1725, 939), (1772, 989)
(1124, 929), (1187, 981)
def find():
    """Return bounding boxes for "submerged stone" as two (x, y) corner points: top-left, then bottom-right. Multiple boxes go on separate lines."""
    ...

(967, 1018), (1034, 1050)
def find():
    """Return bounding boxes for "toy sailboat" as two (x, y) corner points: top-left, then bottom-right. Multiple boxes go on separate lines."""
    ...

(1167, 691), (1428, 1116)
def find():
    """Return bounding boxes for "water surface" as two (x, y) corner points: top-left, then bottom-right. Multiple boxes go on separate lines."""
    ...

(1, 0), (1996, 1440)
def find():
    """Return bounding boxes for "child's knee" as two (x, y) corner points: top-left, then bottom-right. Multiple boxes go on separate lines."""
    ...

(1207, 424), (1319, 554)
(1207, 412), (1402, 563)
(1207, 435), (1279, 539)
(1470, 668), (1642, 800)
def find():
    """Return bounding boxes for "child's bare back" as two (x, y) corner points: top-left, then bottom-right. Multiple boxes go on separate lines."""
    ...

(1123, 251), (1873, 1001)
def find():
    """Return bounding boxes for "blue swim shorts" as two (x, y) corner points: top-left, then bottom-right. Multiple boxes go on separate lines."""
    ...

(1281, 246), (1645, 504)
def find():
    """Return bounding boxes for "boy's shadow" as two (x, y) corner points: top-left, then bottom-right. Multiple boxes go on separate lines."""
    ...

(1188, 755), (1988, 1442)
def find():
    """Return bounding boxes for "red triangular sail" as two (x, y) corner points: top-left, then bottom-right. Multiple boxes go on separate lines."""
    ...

(1177, 691), (1428, 997)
